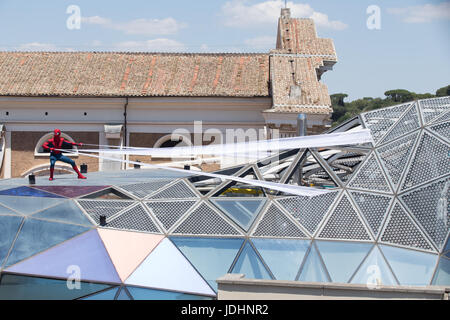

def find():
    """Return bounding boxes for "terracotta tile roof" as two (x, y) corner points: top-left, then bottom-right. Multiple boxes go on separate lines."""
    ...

(0, 52), (270, 97)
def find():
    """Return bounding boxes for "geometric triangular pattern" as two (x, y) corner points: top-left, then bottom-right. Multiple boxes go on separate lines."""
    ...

(118, 180), (175, 199)
(400, 178), (450, 251)
(76, 200), (135, 224)
(31, 200), (93, 226)
(376, 131), (419, 191)
(125, 238), (216, 296)
(297, 243), (330, 282)
(380, 202), (434, 252)
(0, 215), (23, 267)
(6, 230), (122, 284)
(31, 185), (110, 198)
(231, 241), (272, 280)
(0, 196), (65, 216)
(432, 111), (450, 125)
(105, 204), (162, 234)
(97, 229), (164, 282)
(361, 102), (411, 145)
(379, 103), (420, 145)
(350, 191), (393, 238)
(251, 203), (308, 238)
(147, 180), (199, 199)
(401, 132), (450, 191)
(419, 96), (450, 125)
(318, 194), (371, 241)
(172, 202), (242, 236)
(348, 153), (392, 193)
(81, 287), (120, 300)
(145, 200), (198, 232)
(428, 121), (450, 143)
(276, 191), (339, 236)
(0, 203), (21, 216)
(0, 186), (65, 198)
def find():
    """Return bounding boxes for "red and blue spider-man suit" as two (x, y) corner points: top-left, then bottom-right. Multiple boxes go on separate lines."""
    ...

(42, 129), (87, 181)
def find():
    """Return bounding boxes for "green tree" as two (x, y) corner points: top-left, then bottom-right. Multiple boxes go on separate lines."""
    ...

(384, 89), (414, 102)
(436, 85), (450, 97)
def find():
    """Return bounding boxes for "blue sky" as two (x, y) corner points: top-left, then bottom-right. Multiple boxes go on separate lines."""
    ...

(0, 0), (448, 100)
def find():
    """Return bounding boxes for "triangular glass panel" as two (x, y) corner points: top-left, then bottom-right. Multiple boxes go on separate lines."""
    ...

(98, 228), (164, 282)
(276, 191), (339, 235)
(125, 238), (216, 296)
(431, 257), (450, 286)
(80, 187), (133, 200)
(380, 103), (420, 145)
(0, 274), (111, 300)
(145, 200), (197, 232)
(32, 200), (93, 226)
(81, 287), (119, 300)
(400, 178), (449, 251)
(401, 132), (450, 191)
(211, 199), (266, 231)
(127, 286), (213, 300)
(147, 180), (199, 199)
(171, 237), (244, 292)
(0, 186), (65, 198)
(350, 246), (398, 286)
(318, 194), (371, 241)
(5, 219), (89, 268)
(350, 191), (392, 238)
(298, 243), (330, 282)
(6, 230), (121, 284)
(380, 244), (438, 286)
(376, 131), (419, 191)
(0, 196), (65, 216)
(315, 240), (372, 283)
(252, 204), (307, 238)
(428, 121), (450, 142)
(361, 102), (411, 145)
(251, 238), (310, 280)
(0, 203), (21, 216)
(348, 153), (392, 193)
(32, 185), (110, 198)
(420, 96), (450, 124)
(76, 199), (135, 224)
(118, 179), (175, 199)
(116, 287), (131, 300)
(106, 204), (162, 234)
(172, 202), (242, 236)
(231, 242), (272, 280)
(380, 202), (434, 251)
(0, 215), (23, 267)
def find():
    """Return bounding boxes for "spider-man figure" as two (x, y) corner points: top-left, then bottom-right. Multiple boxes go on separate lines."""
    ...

(42, 129), (87, 181)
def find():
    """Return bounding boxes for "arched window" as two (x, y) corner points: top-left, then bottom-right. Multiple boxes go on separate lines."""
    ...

(34, 132), (79, 157)
(153, 134), (192, 161)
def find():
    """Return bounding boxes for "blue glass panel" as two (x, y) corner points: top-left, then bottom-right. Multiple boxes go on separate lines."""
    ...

(0, 274), (110, 300)
(0, 196), (64, 216)
(171, 237), (244, 292)
(251, 238), (309, 280)
(0, 216), (23, 266)
(351, 246), (398, 286)
(5, 218), (90, 267)
(0, 186), (64, 198)
(0, 203), (21, 216)
(432, 257), (450, 286)
(127, 286), (213, 300)
(81, 287), (119, 300)
(316, 240), (372, 283)
(32, 200), (93, 226)
(211, 199), (266, 231)
(380, 244), (438, 286)
(298, 244), (329, 283)
(444, 237), (450, 256)
(116, 287), (131, 300)
(231, 242), (272, 280)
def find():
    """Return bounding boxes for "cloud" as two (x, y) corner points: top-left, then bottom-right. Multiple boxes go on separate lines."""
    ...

(81, 16), (186, 35)
(221, 0), (348, 30)
(13, 42), (74, 51)
(114, 39), (186, 52)
(244, 36), (275, 49)
(387, 2), (450, 23)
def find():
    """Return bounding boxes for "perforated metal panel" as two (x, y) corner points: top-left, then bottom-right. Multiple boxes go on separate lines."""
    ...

(361, 102), (411, 144)
(76, 200), (135, 224)
(401, 132), (450, 191)
(350, 191), (392, 238)
(147, 180), (199, 199)
(318, 194), (371, 241)
(145, 200), (197, 232)
(428, 121), (450, 142)
(106, 203), (162, 234)
(348, 153), (391, 193)
(276, 191), (339, 235)
(380, 103), (421, 145)
(251, 203), (307, 238)
(377, 132), (419, 191)
(419, 97), (450, 124)
(401, 178), (450, 250)
(380, 202), (434, 251)
(118, 179), (174, 199)
(432, 111), (450, 124)
(172, 202), (242, 236)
